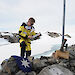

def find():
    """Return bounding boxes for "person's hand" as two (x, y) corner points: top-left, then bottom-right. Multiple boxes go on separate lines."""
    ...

(28, 36), (33, 39)
(38, 32), (42, 36)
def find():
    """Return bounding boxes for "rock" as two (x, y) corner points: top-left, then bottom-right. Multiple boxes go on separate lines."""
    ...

(15, 71), (26, 75)
(0, 34), (3, 38)
(64, 34), (71, 38)
(0, 32), (19, 43)
(16, 71), (37, 75)
(2, 35), (15, 43)
(8, 34), (19, 43)
(47, 58), (57, 64)
(40, 56), (52, 60)
(67, 45), (75, 59)
(38, 65), (74, 75)
(0, 70), (2, 72)
(0, 70), (2, 74)
(47, 32), (71, 38)
(28, 56), (34, 62)
(32, 58), (47, 73)
(69, 60), (75, 67)
(59, 62), (67, 67)
(47, 32), (61, 38)
(0, 72), (9, 75)
(70, 67), (75, 72)
(28, 71), (36, 75)
(1, 59), (8, 67)
(3, 35), (10, 39)
(0, 70), (9, 75)
(1, 44), (75, 74)
(40, 56), (57, 65)
(33, 58), (47, 68)
(2, 62), (11, 74)
(1, 57), (19, 74)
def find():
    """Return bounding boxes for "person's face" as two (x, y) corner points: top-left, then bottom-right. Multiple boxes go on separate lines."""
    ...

(27, 20), (34, 26)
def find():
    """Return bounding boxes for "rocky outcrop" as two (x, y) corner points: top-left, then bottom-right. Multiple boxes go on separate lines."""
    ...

(0, 56), (75, 75)
(0, 31), (71, 44)
(1, 45), (75, 75)
(47, 32), (61, 38)
(0, 32), (19, 43)
(47, 31), (71, 38)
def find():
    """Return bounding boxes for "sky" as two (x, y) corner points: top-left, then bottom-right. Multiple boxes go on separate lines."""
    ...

(0, 0), (75, 33)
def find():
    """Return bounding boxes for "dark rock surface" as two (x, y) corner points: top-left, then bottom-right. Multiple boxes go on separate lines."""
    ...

(1, 57), (19, 75)
(15, 71), (26, 75)
(0, 32), (19, 43)
(47, 31), (71, 38)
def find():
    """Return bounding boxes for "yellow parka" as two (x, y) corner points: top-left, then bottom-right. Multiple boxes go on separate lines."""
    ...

(19, 23), (36, 51)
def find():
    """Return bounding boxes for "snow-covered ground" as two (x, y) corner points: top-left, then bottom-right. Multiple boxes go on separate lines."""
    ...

(0, 38), (10, 46)
(0, 30), (75, 63)
(0, 26), (75, 70)
(0, 33), (60, 64)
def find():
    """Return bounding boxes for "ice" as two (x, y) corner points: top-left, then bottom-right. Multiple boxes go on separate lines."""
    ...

(0, 38), (10, 46)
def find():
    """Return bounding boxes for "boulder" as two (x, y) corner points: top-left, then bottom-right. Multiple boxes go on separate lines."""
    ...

(69, 60), (75, 67)
(28, 71), (36, 75)
(32, 58), (47, 67)
(38, 65), (74, 75)
(28, 56), (34, 62)
(0, 70), (9, 75)
(32, 58), (47, 73)
(1, 57), (19, 74)
(15, 71), (26, 75)
(47, 58), (58, 65)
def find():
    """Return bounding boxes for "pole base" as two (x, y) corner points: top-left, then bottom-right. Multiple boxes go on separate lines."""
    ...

(53, 50), (69, 59)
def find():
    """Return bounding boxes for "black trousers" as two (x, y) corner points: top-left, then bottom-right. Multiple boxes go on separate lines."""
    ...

(20, 41), (31, 58)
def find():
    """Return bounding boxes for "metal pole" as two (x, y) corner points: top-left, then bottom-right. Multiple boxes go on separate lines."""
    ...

(61, 0), (66, 51)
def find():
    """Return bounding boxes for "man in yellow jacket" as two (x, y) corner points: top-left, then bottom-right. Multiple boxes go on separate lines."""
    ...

(19, 17), (41, 58)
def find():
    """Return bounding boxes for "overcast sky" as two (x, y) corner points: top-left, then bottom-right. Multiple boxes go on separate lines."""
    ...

(0, 0), (75, 33)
